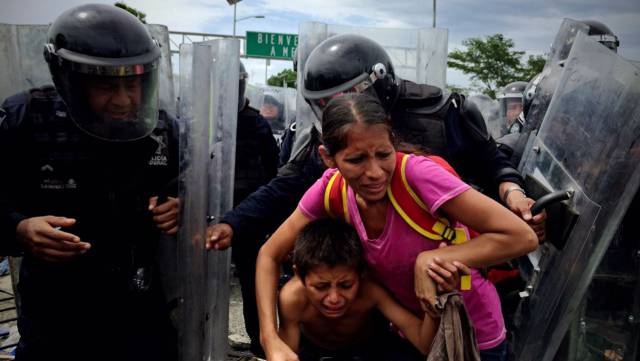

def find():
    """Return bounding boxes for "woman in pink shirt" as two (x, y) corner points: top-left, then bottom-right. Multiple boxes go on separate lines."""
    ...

(255, 93), (538, 361)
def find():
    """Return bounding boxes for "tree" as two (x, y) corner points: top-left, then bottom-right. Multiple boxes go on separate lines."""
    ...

(115, 2), (147, 23)
(521, 54), (546, 81)
(448, 34), (546, 98)
(267, 68), (297, 88)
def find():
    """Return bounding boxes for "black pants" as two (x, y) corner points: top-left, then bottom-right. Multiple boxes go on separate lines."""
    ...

(232, 232), (267, 357)
(15, 260), (176, 361)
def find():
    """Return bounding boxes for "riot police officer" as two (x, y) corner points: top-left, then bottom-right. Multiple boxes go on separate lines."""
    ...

(232, 61), (279, 356)
(0, 4), (179, 361)
(498, 19), (621, 166)
(260, 93), (286, 137)
(497, 81), (528, 135)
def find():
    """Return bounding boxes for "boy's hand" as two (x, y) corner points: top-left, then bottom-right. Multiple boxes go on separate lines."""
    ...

(427, 258), (471, 293)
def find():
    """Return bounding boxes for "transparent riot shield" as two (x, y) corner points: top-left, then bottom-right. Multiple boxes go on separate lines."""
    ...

(290, 21), (448, 161)
(245, 85), (292, 142)
(468, 94), (501, 139)
(0, 23), (177, 115)
(0, 24), (50, 100)
(512, 32), (640, 361)
(523, 18), (590, 132)
(177, 39), (239, 361)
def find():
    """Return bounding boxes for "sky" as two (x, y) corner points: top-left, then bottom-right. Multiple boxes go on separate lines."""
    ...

(2, 0), (639, 88)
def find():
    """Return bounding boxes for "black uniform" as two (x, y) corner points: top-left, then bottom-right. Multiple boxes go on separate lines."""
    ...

(0, 87), (179, 361)
(231, 103), (279, 355)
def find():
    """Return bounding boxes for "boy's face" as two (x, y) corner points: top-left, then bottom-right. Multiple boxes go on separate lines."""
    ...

(302, 264), (361, 319)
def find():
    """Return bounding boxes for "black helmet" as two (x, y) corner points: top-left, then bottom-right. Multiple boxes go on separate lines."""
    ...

(497, 81), (527, 132)
(581, 20), (619, 52)
(44, 4), (161, 141)
(239, 61), (248, 111)
(301, 34), (398, 120)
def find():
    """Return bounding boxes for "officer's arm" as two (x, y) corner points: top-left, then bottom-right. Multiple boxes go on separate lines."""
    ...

(221, 146), (322, 242)
(0, 96), (29, 255)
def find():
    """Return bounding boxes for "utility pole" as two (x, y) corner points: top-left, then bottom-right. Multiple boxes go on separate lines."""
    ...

(233, 2), (237, 37)
(433, 0), (436, 28)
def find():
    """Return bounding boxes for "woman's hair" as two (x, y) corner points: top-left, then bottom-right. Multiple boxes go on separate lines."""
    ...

(321, 93), (393, 155)
(293, 218), (365, 282)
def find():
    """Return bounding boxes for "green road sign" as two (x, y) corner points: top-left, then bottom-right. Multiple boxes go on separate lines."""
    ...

(245, 31), (298, 60)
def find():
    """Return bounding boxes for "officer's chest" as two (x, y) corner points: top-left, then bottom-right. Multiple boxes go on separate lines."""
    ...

(17, 109), (169, 217)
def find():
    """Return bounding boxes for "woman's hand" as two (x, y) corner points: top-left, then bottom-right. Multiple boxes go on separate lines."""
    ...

(427, 258), (471, 293)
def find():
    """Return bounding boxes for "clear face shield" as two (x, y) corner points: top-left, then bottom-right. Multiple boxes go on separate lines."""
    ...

(498, 94), (524, 131)
(48, 45), (160, 142)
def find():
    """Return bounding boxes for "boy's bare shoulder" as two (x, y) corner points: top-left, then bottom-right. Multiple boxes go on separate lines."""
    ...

(279, 276), (309, 315)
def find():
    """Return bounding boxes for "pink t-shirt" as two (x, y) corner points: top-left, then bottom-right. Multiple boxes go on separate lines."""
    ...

(298, 153), (506, 350)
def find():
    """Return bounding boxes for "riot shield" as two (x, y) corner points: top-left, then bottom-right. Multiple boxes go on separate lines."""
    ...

(177, 39), (239, 361)
(512, 32), (640, 361)
(245, 85), (293, 142)
(0, 23), (176, 115)
(290, 22), (449, 161)
(468, 94), (502, 139)
(524, 18), (590, 132)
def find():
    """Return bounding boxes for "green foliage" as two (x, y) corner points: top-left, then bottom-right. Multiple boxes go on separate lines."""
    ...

(268, 68), (297, 88)
(115, 2), (147, 23)
(521, 54), (546, 81)
(446, 84), (472, 95)
(448, 34), (547, 98)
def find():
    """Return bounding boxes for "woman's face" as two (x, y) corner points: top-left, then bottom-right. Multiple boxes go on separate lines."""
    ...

(321, 122), (396, 203)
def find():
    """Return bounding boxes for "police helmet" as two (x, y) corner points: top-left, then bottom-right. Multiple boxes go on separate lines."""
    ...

(497, 81), (528, 131)
(300, 34), (398, 121)
(44, 4), (161, 141)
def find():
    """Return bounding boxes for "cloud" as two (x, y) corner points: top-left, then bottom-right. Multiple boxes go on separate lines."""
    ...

(2, 0), (639, 87)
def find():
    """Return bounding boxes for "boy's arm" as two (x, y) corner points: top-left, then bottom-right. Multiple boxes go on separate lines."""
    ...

(367, 280), (438, 355)
(277, 277), (306, 354)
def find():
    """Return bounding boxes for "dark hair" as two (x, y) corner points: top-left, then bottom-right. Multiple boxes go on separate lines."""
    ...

(321, 93), (393, 155)
(293, 219), (365, 282)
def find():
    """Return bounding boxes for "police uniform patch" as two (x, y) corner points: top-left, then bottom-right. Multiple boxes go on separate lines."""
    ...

(149, 133), (169, 166)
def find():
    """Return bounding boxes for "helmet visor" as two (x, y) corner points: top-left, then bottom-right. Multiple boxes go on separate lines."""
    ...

(499, 96), (524, 129)
(63, 70), (159, 141)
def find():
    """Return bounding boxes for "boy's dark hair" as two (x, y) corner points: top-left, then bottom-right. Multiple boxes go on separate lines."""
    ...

(293, 218), (365, 282)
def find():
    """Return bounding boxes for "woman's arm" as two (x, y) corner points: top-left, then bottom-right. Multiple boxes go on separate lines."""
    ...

(256, 208), (311, 361)
(415, 188), (537, 308)
(429, 187), (537, 266)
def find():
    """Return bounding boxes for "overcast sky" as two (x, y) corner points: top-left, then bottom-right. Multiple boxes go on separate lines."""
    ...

(2, 0), (639, 87)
